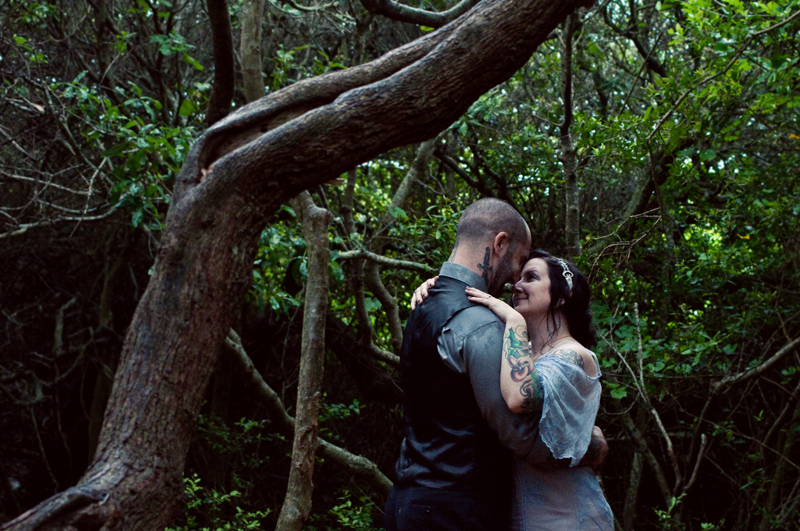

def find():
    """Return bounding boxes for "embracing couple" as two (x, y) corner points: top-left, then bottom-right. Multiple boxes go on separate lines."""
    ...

(385, 198), (614, 531)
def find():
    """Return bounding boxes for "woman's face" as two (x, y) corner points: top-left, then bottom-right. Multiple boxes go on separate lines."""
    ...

(512, 258), (552, 317)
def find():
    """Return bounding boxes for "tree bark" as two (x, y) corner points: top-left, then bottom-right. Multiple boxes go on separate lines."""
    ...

(240, 0), (266, 103)
(205, 0), (235, 127)
(0, 1), (594, 529)
(560, 13), (581, 259)
(275, 192), (332, 531)
(622, 451), (643, 531)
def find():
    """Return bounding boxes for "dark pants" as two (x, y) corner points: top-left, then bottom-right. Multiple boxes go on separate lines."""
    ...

(385, 484), (504, 531)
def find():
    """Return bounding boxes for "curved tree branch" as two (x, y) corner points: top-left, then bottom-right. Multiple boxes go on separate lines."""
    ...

(360, 0), (478, 28)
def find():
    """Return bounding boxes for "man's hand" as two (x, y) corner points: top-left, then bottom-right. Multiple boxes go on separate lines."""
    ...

(579, 426), (608, 473)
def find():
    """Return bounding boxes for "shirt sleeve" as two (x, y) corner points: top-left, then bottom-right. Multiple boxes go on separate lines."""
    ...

(458, 314), (542, 462)
(534, 355), (602, 467)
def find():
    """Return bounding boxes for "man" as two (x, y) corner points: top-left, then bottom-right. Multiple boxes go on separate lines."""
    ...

(385, 198), (606, 531)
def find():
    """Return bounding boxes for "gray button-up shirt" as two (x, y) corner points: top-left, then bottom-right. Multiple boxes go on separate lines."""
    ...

(435, 262), (542, 462)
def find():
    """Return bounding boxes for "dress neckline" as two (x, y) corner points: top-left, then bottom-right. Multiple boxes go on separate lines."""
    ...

(531, 337), (580, 357)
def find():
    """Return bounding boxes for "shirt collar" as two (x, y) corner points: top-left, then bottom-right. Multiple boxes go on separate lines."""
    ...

(439, 262), (488, 292)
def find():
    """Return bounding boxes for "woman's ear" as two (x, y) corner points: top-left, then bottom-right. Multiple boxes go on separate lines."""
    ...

(556, 298), (566, 308)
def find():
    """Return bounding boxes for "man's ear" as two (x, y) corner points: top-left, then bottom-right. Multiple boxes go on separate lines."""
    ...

(492, 232), (510, 257)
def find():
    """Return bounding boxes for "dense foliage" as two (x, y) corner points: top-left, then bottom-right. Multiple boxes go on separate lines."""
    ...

(1, 0), (798, 529)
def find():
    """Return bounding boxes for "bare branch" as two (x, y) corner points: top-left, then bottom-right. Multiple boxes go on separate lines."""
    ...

(335, 249), (436, 273)
(283, 0), (338, 12)
(369, 343), (400, 367)
(0, 171), (92, 196)
(360, 0), (478, 29)
(710, 336), (800, 393)
(681, 434), (708, 496)
(223, 330), (393, 495)
(0, 209), (119, 240)
(364, 262), (403, 355)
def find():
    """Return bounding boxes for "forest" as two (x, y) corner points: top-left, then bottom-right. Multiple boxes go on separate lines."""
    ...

(1, 0), (799, 529)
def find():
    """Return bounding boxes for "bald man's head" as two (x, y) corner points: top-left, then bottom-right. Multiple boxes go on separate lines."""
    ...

(450, 199), (531, 292)
(453, 198), (529, 251)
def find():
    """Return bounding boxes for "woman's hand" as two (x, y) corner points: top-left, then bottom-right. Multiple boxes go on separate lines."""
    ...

(410, 276), (438, 310)
(465, 286), (523, 324)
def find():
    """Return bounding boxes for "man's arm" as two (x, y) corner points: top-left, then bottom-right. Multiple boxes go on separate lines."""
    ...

(529, 425), (608, 472)
(583, 426), (609, 472)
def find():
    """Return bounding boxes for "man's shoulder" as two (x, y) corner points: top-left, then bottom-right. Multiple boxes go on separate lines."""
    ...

(447, 304), (504, 337)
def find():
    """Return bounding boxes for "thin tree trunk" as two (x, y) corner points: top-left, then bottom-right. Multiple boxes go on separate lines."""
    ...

(560, 13), (580, 259)
(758, 397), (800, 531)
(275, 192), (332, 531)
(616, 404), (672, 508)
(205, 0), (235, 127)
(0, 1), (594, 528)
(240, 0), (266, 103)
(622, 451), (643, 531)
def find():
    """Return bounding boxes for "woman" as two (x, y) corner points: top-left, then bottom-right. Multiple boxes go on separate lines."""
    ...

(414, 250), (613, 530)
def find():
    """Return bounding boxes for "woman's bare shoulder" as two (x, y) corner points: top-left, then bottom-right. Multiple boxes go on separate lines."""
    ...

(546, 342), (598, 377)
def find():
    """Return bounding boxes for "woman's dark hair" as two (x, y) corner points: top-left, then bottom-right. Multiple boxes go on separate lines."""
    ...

(528, 249), (596, 349)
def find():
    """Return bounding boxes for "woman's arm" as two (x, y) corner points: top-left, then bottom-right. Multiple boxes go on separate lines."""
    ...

(410, 276), (438, 310)
(465, 287), (544, 414)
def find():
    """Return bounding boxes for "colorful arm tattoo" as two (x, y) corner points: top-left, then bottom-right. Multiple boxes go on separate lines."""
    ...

(503, 324), (543, 413)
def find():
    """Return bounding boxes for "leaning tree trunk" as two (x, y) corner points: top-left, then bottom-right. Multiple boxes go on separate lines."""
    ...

(0, 1), (594, 529)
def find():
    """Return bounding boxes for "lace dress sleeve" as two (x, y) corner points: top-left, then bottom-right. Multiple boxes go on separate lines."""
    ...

(534, 353), (602, 467)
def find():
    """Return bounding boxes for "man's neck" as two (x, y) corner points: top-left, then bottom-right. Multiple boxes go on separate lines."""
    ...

(449, 245), (492, 287)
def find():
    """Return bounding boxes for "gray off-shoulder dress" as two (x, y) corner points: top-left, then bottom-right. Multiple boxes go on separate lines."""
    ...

(510, 346), (614, 531)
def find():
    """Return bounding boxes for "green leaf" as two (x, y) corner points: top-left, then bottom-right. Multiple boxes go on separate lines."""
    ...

(179, 98), (197, 117)
(131, 209), (144, 228)
(700, 149), (716, 161)
(587, 41), (605, 60)
(610, 387), (628, 399)
(388, 206), (407, 221)
(182, 53), (204, 71)
(103, 142), (130, 158)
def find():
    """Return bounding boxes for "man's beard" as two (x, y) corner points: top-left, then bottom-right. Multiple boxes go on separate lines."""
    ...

(488, 250), (518, 297)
